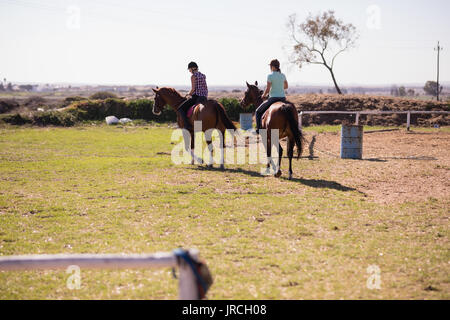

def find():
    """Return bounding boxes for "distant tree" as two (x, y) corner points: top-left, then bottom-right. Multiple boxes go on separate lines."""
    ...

(19, 85), (33, 91)
(6, 83), (13, 91)
(407, 88), (415, 96)
(0, 83), (4, 91)
(287, 11), (358, 94)
(423, 81), (443, 97)
(89, 91), (118, 100)
(398, 86), (407, 97)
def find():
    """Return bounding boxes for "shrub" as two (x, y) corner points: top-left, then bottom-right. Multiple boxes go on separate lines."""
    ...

(127, 99), (177, 122)
(24, 96), (47, 109)
(0, 113), (32, 125)
(218, 97), (253, 121)
(0, 99), (20, 113)
(64, 98), (177, 122)
(61, 96), (87, 108)
(89, 91), (118, 100)
(2, 97), (249, 126)
(32, 111), (76, 126)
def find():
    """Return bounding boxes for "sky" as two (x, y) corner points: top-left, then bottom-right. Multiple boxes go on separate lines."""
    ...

(0, 0), (449, 87)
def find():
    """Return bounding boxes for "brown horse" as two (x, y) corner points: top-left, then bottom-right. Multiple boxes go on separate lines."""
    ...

(152, 87), (236, 169)
(240, 81), (303, 180)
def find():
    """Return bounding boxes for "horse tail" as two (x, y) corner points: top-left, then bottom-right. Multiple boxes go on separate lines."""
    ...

(280, 104), (303, 159)
(214, 101), (236, 130)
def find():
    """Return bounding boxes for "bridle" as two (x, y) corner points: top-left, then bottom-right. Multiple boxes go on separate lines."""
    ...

(153, 91), (188, 115)
(245, 86), (263, 107)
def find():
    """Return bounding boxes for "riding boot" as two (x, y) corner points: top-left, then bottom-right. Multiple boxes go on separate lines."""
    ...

(178, 109), (192, 131)
(255, 116), (261, 135)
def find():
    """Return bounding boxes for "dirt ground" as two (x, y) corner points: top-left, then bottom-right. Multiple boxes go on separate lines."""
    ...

(298, 128), (450, 204)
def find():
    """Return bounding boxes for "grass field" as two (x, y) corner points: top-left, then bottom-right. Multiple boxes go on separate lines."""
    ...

(0, 123), (448, 299)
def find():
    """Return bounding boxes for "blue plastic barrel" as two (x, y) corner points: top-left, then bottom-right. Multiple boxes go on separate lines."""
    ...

(340, 125), (363, 159)
(239, 113), (253, 131)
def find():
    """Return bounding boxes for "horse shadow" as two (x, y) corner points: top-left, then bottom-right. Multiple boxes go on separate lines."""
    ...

(189, 165), (262, 178)
(189, 166), (359, 193)
(280, 176), (358, 192)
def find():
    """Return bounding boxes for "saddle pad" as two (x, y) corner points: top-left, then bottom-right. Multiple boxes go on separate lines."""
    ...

(187, 104), (200, 118)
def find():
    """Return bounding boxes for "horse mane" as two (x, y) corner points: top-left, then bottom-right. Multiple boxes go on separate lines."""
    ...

(160, 87), (184, 100)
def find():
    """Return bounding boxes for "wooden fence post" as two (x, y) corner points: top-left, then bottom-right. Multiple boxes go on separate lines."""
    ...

(298, 112), (303, 131)
(407, 111), (411, 131)
(178, 249), (200, 300)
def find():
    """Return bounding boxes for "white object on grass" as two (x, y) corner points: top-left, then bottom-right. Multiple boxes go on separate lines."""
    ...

(119, 118), (132, 124)
(105, 116), (119, 125)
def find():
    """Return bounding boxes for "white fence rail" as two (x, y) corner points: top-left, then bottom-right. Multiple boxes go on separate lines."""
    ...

(298, 110), (450, 131)
(0, 249), (203, 300)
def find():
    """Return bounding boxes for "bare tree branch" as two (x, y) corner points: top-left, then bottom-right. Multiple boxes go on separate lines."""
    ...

(286, 10), (358, 94)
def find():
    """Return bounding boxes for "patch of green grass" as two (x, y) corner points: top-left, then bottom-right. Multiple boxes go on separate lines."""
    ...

(0, 124), (448, 299)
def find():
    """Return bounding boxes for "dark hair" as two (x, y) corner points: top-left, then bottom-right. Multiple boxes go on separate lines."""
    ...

(269, 59), (281, 72)
(188, 61), (198, 70)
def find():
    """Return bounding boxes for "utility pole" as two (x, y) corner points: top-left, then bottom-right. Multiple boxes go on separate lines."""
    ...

(434, 41), (443, 101)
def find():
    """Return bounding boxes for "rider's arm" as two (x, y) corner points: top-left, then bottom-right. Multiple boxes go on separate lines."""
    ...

(263, 81), (271, 98)
(188, 75), (196, 96)
(284, 80), (288, 90)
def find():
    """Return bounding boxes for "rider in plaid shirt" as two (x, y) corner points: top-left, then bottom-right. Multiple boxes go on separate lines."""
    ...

(177, 61), (208, 131)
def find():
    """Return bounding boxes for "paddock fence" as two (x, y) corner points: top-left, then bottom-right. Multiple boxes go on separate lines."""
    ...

(0, 248), (209, 299)
(298, 110), (450, 131)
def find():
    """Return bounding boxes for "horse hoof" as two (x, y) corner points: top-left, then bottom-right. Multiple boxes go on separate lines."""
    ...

(288, 173), (293, 180)
(275, 170), (282, 178)
(207, 164), (213, 168)
(220, 165), (225, 170)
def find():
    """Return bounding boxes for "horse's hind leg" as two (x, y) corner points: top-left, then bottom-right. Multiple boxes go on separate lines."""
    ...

(190, 131), (195, 165)
(287, 138), (294, 180)
(275, 143), (283, 178)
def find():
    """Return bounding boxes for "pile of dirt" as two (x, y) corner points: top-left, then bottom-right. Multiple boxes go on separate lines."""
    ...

(290, 94), (449, 127)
